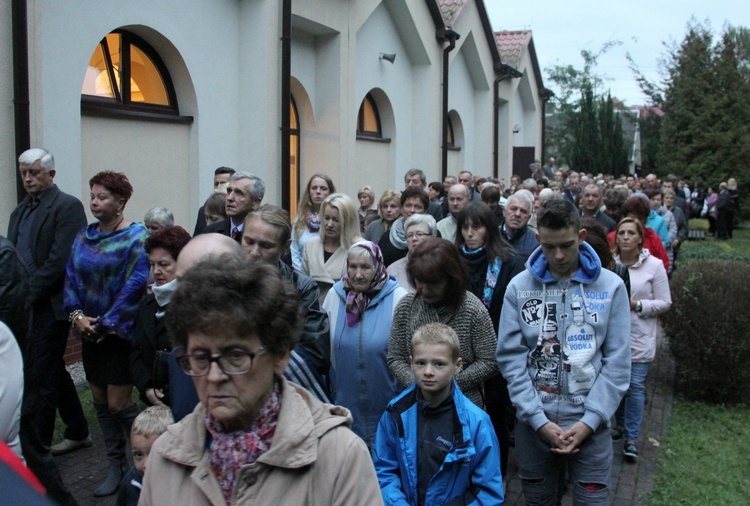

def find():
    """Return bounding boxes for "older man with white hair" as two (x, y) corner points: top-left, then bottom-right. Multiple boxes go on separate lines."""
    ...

(500, 191), (538, 258)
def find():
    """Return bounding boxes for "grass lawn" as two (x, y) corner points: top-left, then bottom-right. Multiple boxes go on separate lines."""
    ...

(647, 401), (750, 505)
(53, 387), (144, 444)
(648, 219), (750, 505)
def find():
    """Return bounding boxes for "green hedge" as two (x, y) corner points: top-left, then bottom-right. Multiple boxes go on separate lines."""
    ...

(663, 260), (750, 404)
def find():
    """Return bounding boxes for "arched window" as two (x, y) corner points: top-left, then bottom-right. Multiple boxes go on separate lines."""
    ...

(446, 116), (455, 148)
(357, 94), (382, 139)
(81, 31), (178, 116)
(289, 97), (301, 217)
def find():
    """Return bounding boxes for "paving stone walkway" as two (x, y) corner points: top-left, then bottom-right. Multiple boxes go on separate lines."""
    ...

(58, 329), (674, 505)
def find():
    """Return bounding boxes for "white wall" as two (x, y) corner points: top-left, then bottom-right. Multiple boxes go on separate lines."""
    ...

(81, 116), (191, 229)
(0, 0), (16, 228)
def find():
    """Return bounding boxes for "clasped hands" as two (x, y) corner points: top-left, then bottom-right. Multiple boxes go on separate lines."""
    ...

(538, 421), (593, 455)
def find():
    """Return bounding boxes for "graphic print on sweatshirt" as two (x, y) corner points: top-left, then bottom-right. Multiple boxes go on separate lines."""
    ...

(562, 300), (597, 394)
(530, 302), (563, 393)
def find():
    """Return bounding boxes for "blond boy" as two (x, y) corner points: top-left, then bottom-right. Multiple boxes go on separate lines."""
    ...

(116, 406), (173, 506)
(373, 323), (504, 505)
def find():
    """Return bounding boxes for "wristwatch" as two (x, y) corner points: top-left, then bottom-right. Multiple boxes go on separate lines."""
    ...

(635, 300), (643, 313)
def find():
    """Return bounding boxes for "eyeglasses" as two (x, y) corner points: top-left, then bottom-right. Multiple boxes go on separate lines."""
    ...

(407, 231), (430, 240)
(177, 347), (267, 377)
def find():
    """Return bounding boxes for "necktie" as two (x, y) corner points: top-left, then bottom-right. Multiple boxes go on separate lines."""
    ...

(231, 227), (239, 239)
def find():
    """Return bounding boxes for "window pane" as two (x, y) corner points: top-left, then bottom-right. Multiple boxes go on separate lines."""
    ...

(81, 43), (114, 98)
(290, 100), (298, 129)
(362, 98), (379, 133)
(129, 44), (169, 105)
(106, 33), (122, 94)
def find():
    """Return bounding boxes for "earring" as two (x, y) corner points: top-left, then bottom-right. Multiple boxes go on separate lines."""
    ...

(116, 212), (121, 216)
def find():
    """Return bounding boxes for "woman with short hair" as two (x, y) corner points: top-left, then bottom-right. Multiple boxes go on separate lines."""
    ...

(143, 207), (174, 234)
(387, 237), (497, 408)
(130, 226), (192, 408)
(364, 190), (402, 244)
(378, 187), (429, 267)
(64, 170), (150, 496)
(386, 213), (437, 292)
(140, 254), (381, 505)
(357, 185), (379, 233)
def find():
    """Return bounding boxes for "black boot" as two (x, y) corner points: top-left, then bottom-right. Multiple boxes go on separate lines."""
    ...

(93, 403), (125, 497)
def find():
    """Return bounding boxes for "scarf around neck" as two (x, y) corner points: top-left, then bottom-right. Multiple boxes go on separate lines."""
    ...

(460, 244), (502, 308)
(306, 211), (320, 232)
(206, 379), (282, 504)
(342, 241), (388, 326)
(388, 217), (408, 250)
(151, 278), (178, 318)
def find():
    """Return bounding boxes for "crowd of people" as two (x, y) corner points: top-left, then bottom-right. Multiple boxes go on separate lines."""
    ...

(0, 148), (739, 505)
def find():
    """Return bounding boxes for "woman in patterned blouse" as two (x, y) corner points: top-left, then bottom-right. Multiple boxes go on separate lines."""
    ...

(64, 171), (150, 496)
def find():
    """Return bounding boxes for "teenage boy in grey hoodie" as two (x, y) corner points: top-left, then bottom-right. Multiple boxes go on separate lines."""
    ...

(497, 198), (631, 505)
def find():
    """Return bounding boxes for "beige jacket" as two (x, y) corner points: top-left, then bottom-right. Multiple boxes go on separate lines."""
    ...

(139, 378), (383, 506)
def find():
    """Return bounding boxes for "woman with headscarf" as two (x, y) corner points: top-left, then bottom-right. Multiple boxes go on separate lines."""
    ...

(322, 241), (407, 449)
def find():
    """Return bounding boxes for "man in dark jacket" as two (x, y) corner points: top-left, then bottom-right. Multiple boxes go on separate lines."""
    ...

(241, 205), (331, 402)
(200, 172), (265, 243)
(2, 148), (81, 504)
(7, 148), (91, 456)
(500, 193), (538, 259)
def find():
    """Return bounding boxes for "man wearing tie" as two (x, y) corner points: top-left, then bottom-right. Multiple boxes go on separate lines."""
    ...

(200, 172), (265, 242)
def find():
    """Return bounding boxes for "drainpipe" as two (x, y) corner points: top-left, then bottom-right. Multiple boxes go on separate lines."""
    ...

(12, 0), (30, 203)
(492, 64), (523, 179)
(441, 29), (459, 180)
(280, 0), (292, 211)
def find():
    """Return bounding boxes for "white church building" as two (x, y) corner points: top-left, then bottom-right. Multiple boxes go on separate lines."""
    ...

(1, 0), (547, 228)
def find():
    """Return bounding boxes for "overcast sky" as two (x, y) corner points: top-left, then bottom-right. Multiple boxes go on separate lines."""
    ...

(485, 1), (750, 106)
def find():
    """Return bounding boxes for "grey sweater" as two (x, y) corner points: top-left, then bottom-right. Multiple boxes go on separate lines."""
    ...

(387, 291), (498, 407)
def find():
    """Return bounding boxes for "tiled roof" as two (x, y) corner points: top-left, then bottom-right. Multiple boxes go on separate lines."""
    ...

(494, 30), (532, 69)
(436, 0), (469, 28)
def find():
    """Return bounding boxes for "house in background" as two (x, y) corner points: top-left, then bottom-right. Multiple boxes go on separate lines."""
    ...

(1, 0), (547, 228)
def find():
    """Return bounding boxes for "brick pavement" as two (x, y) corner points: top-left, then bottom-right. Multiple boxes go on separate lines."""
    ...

(58, 329), (674, 505)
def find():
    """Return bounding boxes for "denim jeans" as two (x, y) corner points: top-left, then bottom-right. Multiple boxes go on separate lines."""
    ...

(515, 421), (612, 505)
(616, 361), (651, 442)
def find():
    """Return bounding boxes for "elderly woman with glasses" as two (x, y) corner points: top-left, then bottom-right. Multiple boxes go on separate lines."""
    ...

(387, 214), (437, 292)
(140, 254), (381, 505)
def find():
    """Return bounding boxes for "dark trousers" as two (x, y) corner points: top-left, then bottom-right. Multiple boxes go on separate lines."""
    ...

(716, 210), (732, 240)
(30, 304), (89, 447)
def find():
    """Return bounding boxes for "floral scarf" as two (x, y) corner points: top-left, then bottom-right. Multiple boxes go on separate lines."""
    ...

(342, 241), (389, 326)
(306, 211), (320, 232)
(460, 244), (502, 309)
(206, 380), (282, 504)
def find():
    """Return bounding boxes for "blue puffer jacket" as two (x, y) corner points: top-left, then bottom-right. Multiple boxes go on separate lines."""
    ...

(372, 382), (504, 505)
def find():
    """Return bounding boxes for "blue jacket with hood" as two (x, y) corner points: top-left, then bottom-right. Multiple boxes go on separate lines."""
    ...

(372, 382), (504, 506)
(497, 242), (631, 432)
